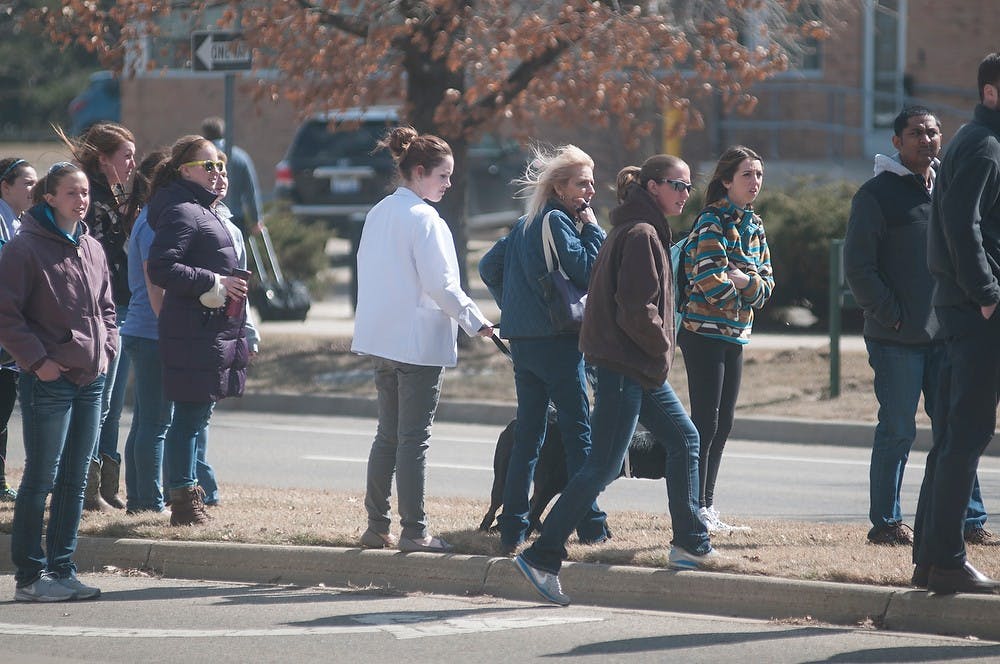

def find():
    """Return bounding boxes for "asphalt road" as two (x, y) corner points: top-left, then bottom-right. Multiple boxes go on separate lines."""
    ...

(7, 409), (1000, 523)
(1, 574), (997, 663)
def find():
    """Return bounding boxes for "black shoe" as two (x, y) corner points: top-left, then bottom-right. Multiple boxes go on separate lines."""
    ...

(927, 561), (1000, 595)
(867, 523), (913, 546)
(911, 564), (929, 589)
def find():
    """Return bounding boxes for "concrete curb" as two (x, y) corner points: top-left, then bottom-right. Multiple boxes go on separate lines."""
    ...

(1, 534), (997, 642)
(220, 391), (949, 453)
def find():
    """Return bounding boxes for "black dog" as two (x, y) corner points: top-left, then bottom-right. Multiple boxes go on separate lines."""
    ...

(478, 411), (667, 534)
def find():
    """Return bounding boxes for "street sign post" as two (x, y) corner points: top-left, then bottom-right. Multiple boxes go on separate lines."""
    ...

(191, 31), (252, 72)
(190, 30), (253, 167)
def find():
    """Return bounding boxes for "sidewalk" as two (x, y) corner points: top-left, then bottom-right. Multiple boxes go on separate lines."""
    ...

(2, 534), (997, 643)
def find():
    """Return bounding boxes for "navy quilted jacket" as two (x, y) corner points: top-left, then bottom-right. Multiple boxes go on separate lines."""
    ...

(147, 178), (248, 403)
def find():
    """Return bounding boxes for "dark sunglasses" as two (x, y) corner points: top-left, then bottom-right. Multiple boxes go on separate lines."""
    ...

(657, 178), (693, 193)
(180, 160), (225, 173)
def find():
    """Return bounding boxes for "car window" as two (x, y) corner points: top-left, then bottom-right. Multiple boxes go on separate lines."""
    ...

(292, 120), (394, 164)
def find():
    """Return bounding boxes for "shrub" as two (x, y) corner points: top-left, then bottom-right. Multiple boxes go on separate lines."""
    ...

(753, 178), (855, 321)
(671, 177), (856, 329)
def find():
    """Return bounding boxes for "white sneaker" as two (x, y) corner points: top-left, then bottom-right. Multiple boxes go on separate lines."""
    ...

(514, 555), (570, 606)
(668, 546), (719, 570)
(698, 507), (720, 531)
(708, 506), (751, 533)
(14, 572), (75, 602)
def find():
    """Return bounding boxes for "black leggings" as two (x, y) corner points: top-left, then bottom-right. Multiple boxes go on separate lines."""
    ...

(0, 369), (17, 484)
(678, 328), (743, 508)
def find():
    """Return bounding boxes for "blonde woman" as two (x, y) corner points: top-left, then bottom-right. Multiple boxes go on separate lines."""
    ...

(479, 145), (609, 555)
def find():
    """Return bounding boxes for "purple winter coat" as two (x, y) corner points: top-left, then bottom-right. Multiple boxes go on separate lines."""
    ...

(147, 178), (248, 403)
(0, 206), (117, 386)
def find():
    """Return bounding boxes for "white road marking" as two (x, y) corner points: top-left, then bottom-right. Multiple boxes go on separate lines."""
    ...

(302, 452), (1000, 475)
(303, 455), (491, 472)
(0, 614), (601, 640)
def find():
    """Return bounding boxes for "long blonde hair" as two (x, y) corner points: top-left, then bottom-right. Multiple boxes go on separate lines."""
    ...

(514, 144), (594, 222)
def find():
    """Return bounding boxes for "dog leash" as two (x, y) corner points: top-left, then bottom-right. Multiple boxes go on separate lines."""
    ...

(491, 332), (512, 361)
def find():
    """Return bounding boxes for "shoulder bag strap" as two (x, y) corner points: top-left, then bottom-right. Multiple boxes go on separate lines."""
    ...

(540, 210), (567, 276)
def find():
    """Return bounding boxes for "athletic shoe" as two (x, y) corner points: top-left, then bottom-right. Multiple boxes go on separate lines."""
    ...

(14, 572), (75, 602)
(668, 546), (719, 570)
(514, 554), (570, 606)
(57, 575), (101, 600)
(0, 485), (15, 502)
(965, 527), (998, 546)
(867, 523), (913, 546)
(698, 507), (718, 530)
(707, 506), (752, 533)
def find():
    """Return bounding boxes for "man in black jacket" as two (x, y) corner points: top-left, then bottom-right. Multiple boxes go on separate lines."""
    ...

(846, 107), (991, 548)
(914, 53), (1000, 595)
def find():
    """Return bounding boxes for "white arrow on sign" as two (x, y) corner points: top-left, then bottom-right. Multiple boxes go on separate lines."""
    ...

(193, 32), (252, 71)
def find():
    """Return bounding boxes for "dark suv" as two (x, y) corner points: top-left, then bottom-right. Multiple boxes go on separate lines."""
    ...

(274, 107), (526, 305)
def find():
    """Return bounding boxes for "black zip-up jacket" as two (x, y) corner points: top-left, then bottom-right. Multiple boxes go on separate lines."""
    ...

(845, 155), (941, 344)
(928, 103), (1000, 308)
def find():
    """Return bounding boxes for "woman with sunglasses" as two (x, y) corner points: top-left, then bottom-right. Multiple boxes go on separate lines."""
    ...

(512, 154), (715, 606)
(0, 161), (117, 601)
(146, 136), (250, 526)
(59, 122), (137, 513)
(678, 145), (773, 533)
(0, 157), (37, 503)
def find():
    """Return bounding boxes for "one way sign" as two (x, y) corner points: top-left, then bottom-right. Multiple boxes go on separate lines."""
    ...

(191, 31), (252, 72)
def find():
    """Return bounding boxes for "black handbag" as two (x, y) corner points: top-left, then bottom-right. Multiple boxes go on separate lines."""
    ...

(247, 226), (311, 322)
(538, 211), (587, 333)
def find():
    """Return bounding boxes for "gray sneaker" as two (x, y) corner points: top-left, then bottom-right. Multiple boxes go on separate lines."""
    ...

(57, 575), (102, 600)
(514, 554), (570, 606)
(14, 572), (75, 602)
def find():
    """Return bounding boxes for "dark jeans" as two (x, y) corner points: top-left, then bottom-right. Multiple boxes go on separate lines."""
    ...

(913, 304), (1000, 570)
(164, 401), (215, 490)
(0, 368), (17, 485)
(122, 335), (170, 512)
(12, 373), (104, 586)
(865, 339), (987, 532)
(499, 336), (608, 549)
(678, 328), (743, 509)
(521, 366), (709, 575)
(95, 305), (129, 463)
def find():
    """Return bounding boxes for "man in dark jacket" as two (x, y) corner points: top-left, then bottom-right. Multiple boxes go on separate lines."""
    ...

(913, 53), (1000, 595)
(845, 107), (991, 548)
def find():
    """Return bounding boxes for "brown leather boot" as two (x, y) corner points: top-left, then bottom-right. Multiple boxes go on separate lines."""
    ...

(99, 454), (126, 509)
(84, 459), (113, 512)
(169, 485), (210, 526)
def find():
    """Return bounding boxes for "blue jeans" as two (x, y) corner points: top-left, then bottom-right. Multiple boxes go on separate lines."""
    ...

(914, 304), (1000, 570)
(866, 339), (987, 533)
(195, 420), (219, 504)
(95, 305), (129, 462)
(122, 335), (170, 512)
(164, 401), (215, 490)
(521, 366), (709, 574)
(12, 373), (104, 586)
(161, 417), (216, 502)
(499, 337), (607, 549)
(365, 357), (444, 540)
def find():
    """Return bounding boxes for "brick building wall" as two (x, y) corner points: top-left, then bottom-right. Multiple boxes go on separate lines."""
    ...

(122, 74), (299, 194)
